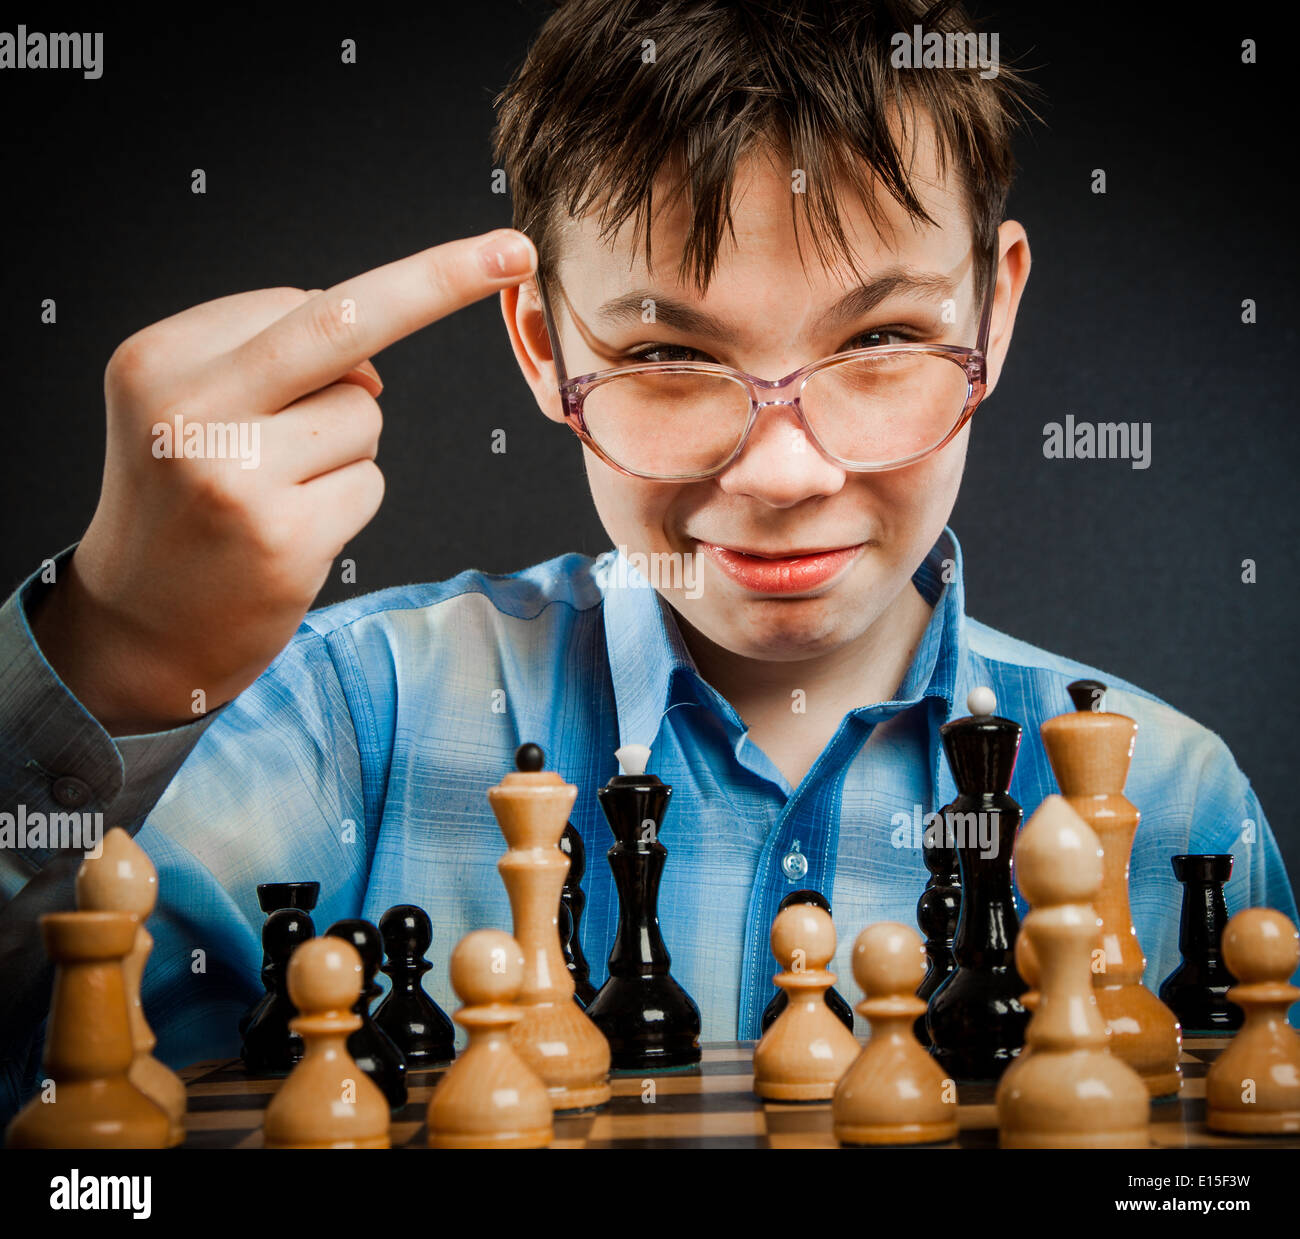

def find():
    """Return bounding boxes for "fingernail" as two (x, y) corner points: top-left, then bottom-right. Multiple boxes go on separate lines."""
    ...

(478, 230), (535, 279)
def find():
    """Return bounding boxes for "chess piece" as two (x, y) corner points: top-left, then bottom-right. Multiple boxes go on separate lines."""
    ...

(1206, 908), (1300, 1134)
(489, 743), (611, 1110)
(325, 919), (408, 1109)
(1158, 855), (1243, 1034)
(5, 912), (171, 1149)
(914, 809), (961, 1045)
(1042, 680), (1182, 1096)
(239, 881), (319, 1035)
(925, 688), (1030, 1081)
(262, 936), (390, 1149)
(241, 908), (315, 1073)
(75, 827), (186, 1147)
(560, 821), (598, 1007)
(427, 930), (554, 1148)
(996, 796), (1150, 1149)
(374, 904), (456, 1066)
(753, 903), (859, 1100)
(585, 744), (702, 1069)
(833, 922), (959, 1145)
(1015, 928), (1041, 1028)
(761, 890), (853, 1035)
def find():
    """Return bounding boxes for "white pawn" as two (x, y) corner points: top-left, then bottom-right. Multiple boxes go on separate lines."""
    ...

(833, 922), (959, 1145)
(996, 795), (1149, 1148)
(1206, 908), (1300, 1134)
(753, 903), (859, 1100)
(427, 930), (553, 1149)
(262, 936), (390, 1149)
(77, 827), (186, 1146)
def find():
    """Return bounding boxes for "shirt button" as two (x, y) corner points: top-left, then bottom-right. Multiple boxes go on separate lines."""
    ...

(781, 844), (808, 881)
(51, 776), (92, 808)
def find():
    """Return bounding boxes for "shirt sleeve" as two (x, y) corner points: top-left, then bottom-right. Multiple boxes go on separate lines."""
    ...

(0, 549), (228, 1113)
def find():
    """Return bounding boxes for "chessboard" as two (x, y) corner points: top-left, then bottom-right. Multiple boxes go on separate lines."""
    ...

(176, 1036), (1298, 1149)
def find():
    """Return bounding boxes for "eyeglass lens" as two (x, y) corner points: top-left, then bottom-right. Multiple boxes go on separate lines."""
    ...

(581, 351), (972, 476)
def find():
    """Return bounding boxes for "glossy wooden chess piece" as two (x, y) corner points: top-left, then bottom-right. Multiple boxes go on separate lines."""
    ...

(560, 821), (598, 1007)
(1206, 908), (1300, 1134)
(926, 687), (1030, 1081)
(915, 812), (961, 1045)
(325, 919), (408, 1109)
(241, 908), (315, 1073)
(1159, 855), (1243, 1034)
(1014, 928), (1041, 1060)
(76, 827), (186, 1146)
(753, 903), (859, 1100)
(427, 930), (554, 1148)
(833, 922), (959, 1145)
(586, 744), (702, 1069)
(263, 935), (390, 1148)
(374, 904), (456, 1065)
(1042, 680), (1182, 1096)
(761, 890), (853, 1035)
(489, 743), (611, 1110)
(239, 881), (319, 1036)
(5, 912), (171, 1149)
(996, 796), (1150, 1149)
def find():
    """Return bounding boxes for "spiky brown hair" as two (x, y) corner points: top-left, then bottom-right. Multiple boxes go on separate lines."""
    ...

(492, 0), (1039, 301)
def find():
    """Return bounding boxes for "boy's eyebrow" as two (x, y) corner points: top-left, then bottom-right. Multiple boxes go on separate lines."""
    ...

(592, 266), (957, 339)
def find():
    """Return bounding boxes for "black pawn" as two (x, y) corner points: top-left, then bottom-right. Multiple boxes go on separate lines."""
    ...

(373, 905), (456, 1066)
(925, 700), (1030, 1082)
(516, 741), (545, 771)
(1067, 679), (1107, 713)
(325, 918), (408, 1109)
(560, 822), (598, 1007)
(915, 815), (962, 1045)
(239, 881), (319, 1036)
(585, 755), (702, 1069)
(760, 890), (854, 1034)
(1158, 854), (1244, 1034)
(240, 908), (315, 1073)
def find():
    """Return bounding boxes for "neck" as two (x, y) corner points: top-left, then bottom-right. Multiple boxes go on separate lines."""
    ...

(677, 580), (934, 787)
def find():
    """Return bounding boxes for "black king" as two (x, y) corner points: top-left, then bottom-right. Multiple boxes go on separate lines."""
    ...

(585, 743), (702, 1069)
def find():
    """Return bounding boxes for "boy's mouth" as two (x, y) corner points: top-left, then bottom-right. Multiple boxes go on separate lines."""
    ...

(697, 542), (866, 595)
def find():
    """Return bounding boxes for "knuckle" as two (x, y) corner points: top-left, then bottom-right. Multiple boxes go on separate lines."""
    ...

(303, 297), (360, 354)
(422, 258), (457, 306)
(185, 460), (247, 517)
(106, 330), (166, 392)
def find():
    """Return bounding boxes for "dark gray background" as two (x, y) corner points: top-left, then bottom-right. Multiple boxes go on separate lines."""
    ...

(2, 6), (1296, 880)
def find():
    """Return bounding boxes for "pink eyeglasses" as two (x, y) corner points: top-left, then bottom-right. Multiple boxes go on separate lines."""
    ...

(536, 245), (998, 482)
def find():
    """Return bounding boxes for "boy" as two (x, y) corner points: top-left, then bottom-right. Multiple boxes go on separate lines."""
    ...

(1, 0), (1294, 1116)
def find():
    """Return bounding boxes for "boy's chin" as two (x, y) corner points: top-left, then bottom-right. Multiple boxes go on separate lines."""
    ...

(671, 594), (867, 663)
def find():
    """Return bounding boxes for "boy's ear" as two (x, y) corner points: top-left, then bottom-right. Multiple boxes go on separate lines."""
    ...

(983, 220), (1031, 398)
(499, 281), (566, 424)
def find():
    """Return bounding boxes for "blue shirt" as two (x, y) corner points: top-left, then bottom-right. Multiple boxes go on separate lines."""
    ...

(1, 526), (1296, 1110)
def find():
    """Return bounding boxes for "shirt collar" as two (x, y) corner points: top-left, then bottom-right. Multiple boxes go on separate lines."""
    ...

(599, 526), (967, 752)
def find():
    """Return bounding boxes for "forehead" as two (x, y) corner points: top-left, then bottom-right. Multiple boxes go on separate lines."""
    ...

(554, 115), (974, 303)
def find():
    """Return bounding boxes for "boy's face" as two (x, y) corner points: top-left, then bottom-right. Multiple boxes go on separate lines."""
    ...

(504, 122), (1028, 666)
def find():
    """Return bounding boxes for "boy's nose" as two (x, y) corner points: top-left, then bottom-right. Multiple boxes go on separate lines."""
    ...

(714, 399), (846, 506)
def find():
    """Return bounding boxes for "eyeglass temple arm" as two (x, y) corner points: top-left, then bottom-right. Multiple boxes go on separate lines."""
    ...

(974, 245), (999, 370)
(535, 272), (573, 391)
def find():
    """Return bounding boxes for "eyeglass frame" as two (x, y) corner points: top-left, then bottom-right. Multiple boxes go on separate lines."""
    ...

(534, 241), (999, 481)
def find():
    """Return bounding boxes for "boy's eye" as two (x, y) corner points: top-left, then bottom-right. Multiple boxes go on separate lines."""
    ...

(840, 328), (916, 352)
(624, 327), (918, 367)
(626, 342), (704, 364)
